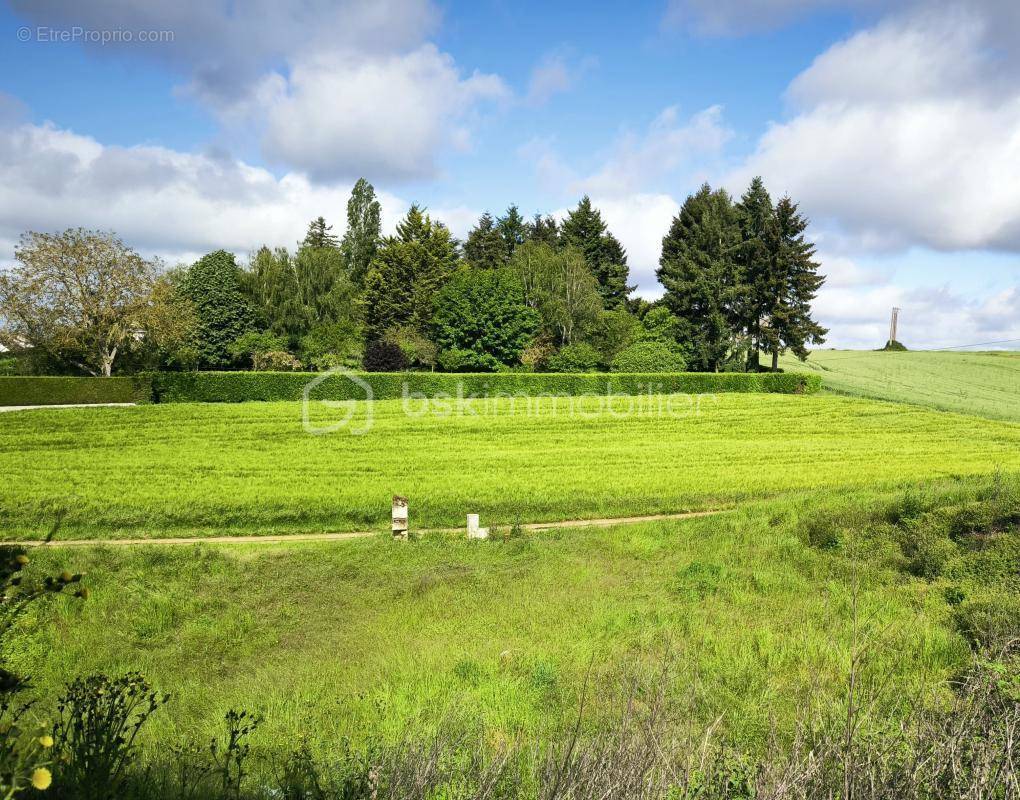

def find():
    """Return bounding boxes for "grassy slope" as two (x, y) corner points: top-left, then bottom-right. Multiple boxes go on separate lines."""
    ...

(0, 394), (1018, 539)
(778, 350), (1020, 422)
(9, 490), (966, 757)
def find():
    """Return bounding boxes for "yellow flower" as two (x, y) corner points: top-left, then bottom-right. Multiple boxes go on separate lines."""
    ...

(30, 767), (51, 790)
(38, 734), (53, 748)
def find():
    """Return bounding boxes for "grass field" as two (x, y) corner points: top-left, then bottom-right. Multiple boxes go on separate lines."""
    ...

(0, 394), (1018, 539)
(8, 486), (977, 758)
(778, 349), (1020, 421)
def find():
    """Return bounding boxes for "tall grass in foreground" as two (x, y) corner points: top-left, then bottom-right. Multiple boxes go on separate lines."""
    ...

(7, 475), (1020, 798)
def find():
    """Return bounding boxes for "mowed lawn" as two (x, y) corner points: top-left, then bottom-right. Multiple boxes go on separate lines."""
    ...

(1, 393), (1019, 539)
(778, 350), (1020, 422)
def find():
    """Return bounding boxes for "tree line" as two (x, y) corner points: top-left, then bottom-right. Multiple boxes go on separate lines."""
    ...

(0, 177), (826, 376)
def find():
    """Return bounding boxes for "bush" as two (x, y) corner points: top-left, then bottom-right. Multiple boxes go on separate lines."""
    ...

(437, 348), (501, 372)
(148, 371), (822, 403)
(611, 341), (687, 373)
(0, 376), (151, 406)
(544, 343), (601, 373)
(363, 340), (408, 372)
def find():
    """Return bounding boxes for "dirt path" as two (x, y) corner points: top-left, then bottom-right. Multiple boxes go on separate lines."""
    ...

(0, 510), (728, 549)
(0, 403), (137, 413)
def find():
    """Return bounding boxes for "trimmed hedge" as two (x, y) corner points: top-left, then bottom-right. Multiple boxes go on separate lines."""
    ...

(150, 370), (821, 403)
(0, 376), (151, 406)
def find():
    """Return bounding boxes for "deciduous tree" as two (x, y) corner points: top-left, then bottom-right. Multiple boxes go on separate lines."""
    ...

(181, 250), (256, 368)
(341, 178), (381, 286)
(432, 267), (538, 370)
(0, 229), (189, 376)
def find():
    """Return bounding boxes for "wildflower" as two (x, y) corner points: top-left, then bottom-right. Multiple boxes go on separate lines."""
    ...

(30, 767), (51, 790)
(38, 734), (53, 748)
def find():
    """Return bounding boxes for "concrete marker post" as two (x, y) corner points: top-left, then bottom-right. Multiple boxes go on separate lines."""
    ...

(392, 496), (409, 540)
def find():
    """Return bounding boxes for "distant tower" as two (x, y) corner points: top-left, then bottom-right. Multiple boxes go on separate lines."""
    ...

(888, 307), (901, 346)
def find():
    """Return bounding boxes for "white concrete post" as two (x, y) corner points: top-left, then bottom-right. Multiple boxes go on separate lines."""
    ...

(392, 496), (408, 540)
(467, 513), (489, 539)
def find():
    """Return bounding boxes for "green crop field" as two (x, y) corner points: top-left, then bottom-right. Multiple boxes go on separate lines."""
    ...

(1, 393), (1018, 540)
(778, 349), (1020, 422)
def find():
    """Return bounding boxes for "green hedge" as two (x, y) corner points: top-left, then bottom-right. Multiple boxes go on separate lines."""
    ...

(0, 376), (151, 406)
(150, 370), (821, 403)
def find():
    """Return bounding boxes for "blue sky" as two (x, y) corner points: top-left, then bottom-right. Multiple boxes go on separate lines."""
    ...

(1, 0), (1018, 349)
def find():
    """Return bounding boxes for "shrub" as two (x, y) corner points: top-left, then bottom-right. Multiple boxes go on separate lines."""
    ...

(611, 341), (687, 373)
(954, 597), (1020, 649)
(363, 340), (408, 372)
(437, 347), (501, 372)
(544, 343), (601, 373)
(148, 371), (822, 403)
(0, 376), (150, 406)
(899, 526), (957, 579)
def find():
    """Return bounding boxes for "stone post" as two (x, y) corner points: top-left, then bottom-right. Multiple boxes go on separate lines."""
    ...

(392, 496), (408, 540)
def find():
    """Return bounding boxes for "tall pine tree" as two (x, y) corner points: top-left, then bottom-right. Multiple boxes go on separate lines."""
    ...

(464, 212), (505, 269)
(302, 216), (340, 249)
(496, 204), (527, 262)
(735, 177), (780, 371)
(561, 196), (631, 309)
(769, 197), (827, 367)
(341, 178), (381, 286)
(657, 184), (742, 372)
(526, 214), (560, 248)
(365, 205), (459, 338)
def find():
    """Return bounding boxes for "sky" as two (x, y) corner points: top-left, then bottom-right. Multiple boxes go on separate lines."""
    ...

(0, 0), (1018, 350)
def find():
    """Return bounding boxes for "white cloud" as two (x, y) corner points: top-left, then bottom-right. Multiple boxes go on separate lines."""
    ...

(813, 281), (1020, 349)
(11, 0), (437, 104)
(579, 106), (732, 197)
(12, 0), (506, 185)
(259, 45), (508, 182)
(576, 194), (682, 297)
(0, 121), (447, 268)
(730, 3), (1020, 254)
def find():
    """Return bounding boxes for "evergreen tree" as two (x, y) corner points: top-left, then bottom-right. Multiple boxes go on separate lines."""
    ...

(301, 216), (340, 249)
(464, 212), (505, 269)
(181, 250), (256, 368)
(735, 177), (780, 371)
(526, 214), (560, 248)
(769, 197), (827, 367)
(365, 205), (459, 338)
(341, 178), (381, 286)
(496, 204), (527, 261)
(657, 184), (742, 371)
(561, 196), (631, 308)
